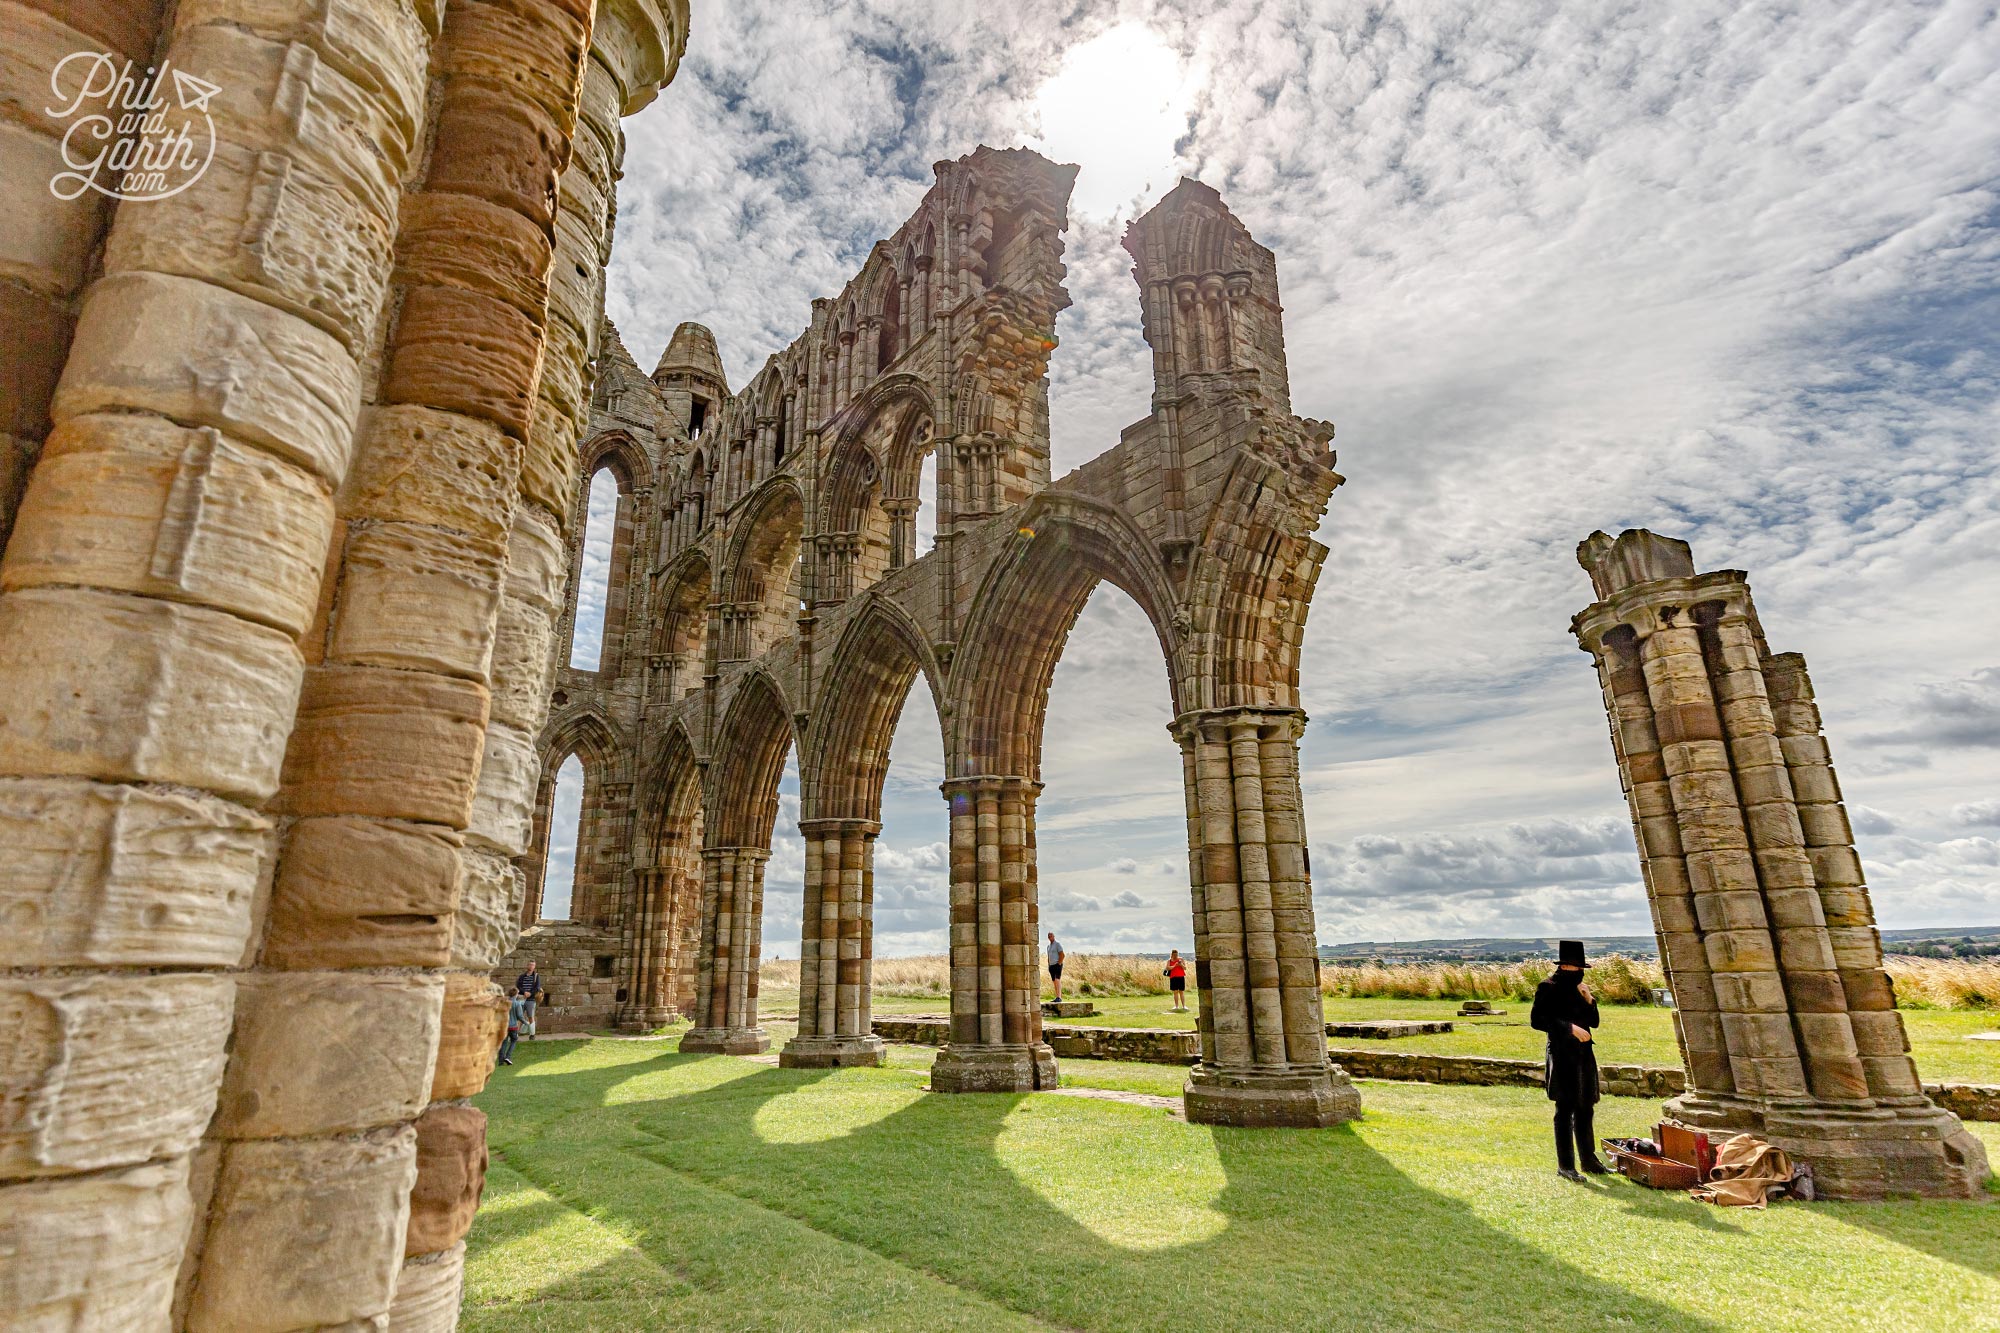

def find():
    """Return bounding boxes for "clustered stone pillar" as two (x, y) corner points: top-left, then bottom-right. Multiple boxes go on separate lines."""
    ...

(1573, 528), (1988, 1199)
(684, 846), (772, 1054)
(931, 776), (1059, 1092)
(1173, 708), (1360, 1127)
(0, 0), (432, 1324)
(783, 818), (889, 1067)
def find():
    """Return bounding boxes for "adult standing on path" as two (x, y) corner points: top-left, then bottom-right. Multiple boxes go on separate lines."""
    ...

(1531, 940), (1607, 1182)
(1046, 932), (1065, 1001)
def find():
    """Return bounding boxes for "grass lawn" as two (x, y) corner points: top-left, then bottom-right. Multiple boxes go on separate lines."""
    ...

(755, 988), (2000, 1084)
(465, 1035), (2000, 1332)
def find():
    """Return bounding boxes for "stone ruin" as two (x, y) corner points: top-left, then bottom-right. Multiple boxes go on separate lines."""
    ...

(502, 144), (1360, 1125)
(1573, 530), (1988, 1198)
(0, 2), (1986, 1327)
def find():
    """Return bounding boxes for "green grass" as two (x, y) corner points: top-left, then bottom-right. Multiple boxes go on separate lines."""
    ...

(755, 989), (2000, 1083)
(467, 1035), (2000, 1332)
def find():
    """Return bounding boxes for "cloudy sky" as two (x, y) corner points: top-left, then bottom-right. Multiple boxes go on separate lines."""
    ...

(550, 1), (2000, 951)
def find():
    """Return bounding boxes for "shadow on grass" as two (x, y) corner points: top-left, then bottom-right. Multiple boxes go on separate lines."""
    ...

(487, 1053), (1719, 1333)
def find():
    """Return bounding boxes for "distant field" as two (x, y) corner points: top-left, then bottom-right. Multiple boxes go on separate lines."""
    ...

(761, 952), (2000, 1010)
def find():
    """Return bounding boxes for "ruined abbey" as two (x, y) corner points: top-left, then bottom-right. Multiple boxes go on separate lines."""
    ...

(0, 0), (1984, 1328)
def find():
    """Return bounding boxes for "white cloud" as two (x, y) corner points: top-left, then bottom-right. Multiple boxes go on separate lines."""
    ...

(1111, 889), (1146, 909)
(611, 1), (2000, 951)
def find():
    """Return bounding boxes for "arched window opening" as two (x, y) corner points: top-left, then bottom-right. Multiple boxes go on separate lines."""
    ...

(981, 211), (1017, 289)
(878, 281), (901, 371)
(569, 469), (620, 670)
(689, 395), (709, 438)
(541, 754), (585, 921)
(915, 451), (938, 558)
(874, 673), (949, 956)
(1037, 583), (1181, 953)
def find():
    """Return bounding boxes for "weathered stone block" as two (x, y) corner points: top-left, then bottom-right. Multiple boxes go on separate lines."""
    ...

(0, 1157), (191, 1330)
(406, 1105), (488, 1256)
(0, 121), (106, 297)
(383, 284), (545, 441)
(387, 1242), (467, 1331)
(451, 849), (526, 970)
(435, 0), (589, 128)
(467, 719), (540, 856)
(431, 972), (507, 1100)
(169, 20), (410, 195)
(328, 521), (507, 679)
(344, 404), (520, 541)
(213, 972), (444, 1138)
(0, 777), (270, 968)
(263, 816), (462, 969)
(394, 190), (554, 319)
(422, 79), (564, 230)
(55, 271), (362, 486)
(0, 974), (232, 1177)
(521, 391), (584, 520)
(174, 0), (430, 161)
(0, 587), (304, 801)
(504, 508), (569, 614)
(5, 413), (335, 636)
(488, 597), (557, 731)
(187, 1126), (418, 1332)
(277, 664), (490, 825)
(104, 134), (395, 351)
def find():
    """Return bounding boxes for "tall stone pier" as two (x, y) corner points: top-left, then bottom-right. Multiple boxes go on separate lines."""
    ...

(1571, 528), (1989, 1199)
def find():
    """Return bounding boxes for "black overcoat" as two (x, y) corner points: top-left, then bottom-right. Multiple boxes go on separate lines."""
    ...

(1530, 976), (1601, 1105)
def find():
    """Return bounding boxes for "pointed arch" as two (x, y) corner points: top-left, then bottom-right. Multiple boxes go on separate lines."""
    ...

(650, 546), (712, 700)
(721, 477), (804, 659)
(804, 595), (946, 823)
(947, 492), (1184, 779)
(708, 669), (799, 847)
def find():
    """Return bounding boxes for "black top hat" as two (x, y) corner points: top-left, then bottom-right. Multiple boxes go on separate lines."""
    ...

(1557, 940), (1590, 969)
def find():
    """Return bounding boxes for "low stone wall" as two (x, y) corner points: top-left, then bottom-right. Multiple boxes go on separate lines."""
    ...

(872, 1015), (950, 1045)
(494, 923), (625, 1031)
(1326, 1019), (1453, 1039)
(1927, 1082), (2000, 1123)
(867, 1018), (1998, 1117)
(1046, 1025), (1198, 1065)
(1326, 1047), (1685, 1098)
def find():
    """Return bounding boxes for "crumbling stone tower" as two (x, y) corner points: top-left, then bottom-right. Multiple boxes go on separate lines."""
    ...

(0, 0), (689, 1327)
(511, 165), (1361, 1127)
(1572, 529), (1989, 1199)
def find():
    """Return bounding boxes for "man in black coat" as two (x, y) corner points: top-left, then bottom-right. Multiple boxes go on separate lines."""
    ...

(1531, 940), (1608, 1181)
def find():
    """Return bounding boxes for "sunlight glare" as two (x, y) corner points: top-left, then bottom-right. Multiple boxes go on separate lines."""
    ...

(1032, 24), (1193, 218)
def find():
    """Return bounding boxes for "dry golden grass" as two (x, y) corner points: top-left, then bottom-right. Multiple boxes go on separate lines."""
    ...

(760, 952), (2000, 1008)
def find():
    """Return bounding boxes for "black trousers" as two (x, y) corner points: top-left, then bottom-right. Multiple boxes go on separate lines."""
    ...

(1554, 1099), (1596, 1170)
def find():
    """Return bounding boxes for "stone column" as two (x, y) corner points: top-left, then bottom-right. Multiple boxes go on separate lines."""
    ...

(784, 818), (888, 1068)
(1573, 528), (1988, 1199)
(0, 2), (430, 1326)
(1172, 708), (1360, 1127)
(0, 0), (168, 553)
(683, 846), (771, 1054)
(884, 497), (919, 568)
(931, 776), (1058, 1093)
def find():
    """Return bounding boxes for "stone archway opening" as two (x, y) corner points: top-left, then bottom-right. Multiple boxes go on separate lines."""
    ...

(540, 753), (586, 921)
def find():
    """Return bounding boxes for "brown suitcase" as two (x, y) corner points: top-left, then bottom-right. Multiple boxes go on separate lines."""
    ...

(1658, 1122), (1717, 1178)
(1604, 1141), (1704, 1190)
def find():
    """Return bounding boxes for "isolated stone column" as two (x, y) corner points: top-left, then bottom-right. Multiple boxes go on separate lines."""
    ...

(1573, 528), (1989, 1199)
(931, 776), (1059, 1093)
(684, 846), (772, 1054)
(783, 818), (888, 1067)
(1172, 708), (1360, 1127)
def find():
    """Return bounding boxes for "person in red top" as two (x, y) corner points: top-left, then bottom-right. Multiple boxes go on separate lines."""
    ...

(1164, 949), (1189, 1012)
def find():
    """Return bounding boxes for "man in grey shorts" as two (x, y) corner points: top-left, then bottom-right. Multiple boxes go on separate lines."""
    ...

(1046, 931), (1065, 1000)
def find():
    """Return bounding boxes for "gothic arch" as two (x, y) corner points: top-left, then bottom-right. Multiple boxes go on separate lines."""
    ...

(947, 493), (1184, 779)
(650, 546), (711, 700)
(707, 668), (798, 848)
(720, 477), (804, 659)
(803, 595), (947, 823)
